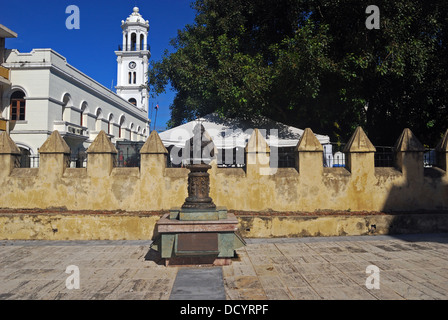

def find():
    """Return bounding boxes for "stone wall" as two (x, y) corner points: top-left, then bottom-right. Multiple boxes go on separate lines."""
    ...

(1, 210), (447, 240)
(0, 126), (447, 214)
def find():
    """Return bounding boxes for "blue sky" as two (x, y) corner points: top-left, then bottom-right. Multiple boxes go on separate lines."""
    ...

(0, 0), (196, 131)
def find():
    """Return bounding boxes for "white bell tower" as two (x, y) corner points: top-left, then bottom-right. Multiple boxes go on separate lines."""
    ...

(115, 7), (150, 112)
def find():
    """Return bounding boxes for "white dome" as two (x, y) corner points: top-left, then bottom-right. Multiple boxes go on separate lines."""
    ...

(125, 7), (149, 25)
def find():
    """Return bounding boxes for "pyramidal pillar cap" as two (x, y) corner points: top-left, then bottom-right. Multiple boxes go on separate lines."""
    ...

(343, 127), (376, 153)
(296, 128), (323, 152)
(394, 128), (425, 152)
(0, 131), (21, 155)
(39, 131), (71, 154)
(436, 129), (448, 153)
(87, 131), (117, 154)
(245, 128), (270, 153)
(140, 130), (168, 154)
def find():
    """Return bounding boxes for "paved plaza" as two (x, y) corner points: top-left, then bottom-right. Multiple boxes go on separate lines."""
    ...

(1, 233), (448, 300)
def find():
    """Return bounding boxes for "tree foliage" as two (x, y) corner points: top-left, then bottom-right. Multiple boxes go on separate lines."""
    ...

(148, 0), (448, 145)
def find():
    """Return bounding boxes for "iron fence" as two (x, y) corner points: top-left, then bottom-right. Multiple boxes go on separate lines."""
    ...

(324, 145), (437, 168)
(19, 153), (88, 168)
(20, 154), (40, 168)
(70, 152), (87, 168)
(217, 147), (246, 168)
(116, 141), (144, 167)
(19, 143), (432, 169)
(274, 147), (296, 168)
(324, 144), (395, 168)
(424, 148), (437, 167)
(326, 143), (346, 167)
(374, 146), (395, 167)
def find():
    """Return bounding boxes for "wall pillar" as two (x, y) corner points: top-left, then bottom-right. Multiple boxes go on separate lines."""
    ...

(394, 128), (425, 183)
(140, 130), (168, 209)
(87, 130), (117, 177)
(341, 127), (377, 210)
(245, 129), (271, 177)
(140, 130), (167, 176)
(436, 129), (448, 171)
(343, 126), (376, 176)
(0, 131), (21, 178)
(296, 128), (323, 177)
(38, 131), (71, 178)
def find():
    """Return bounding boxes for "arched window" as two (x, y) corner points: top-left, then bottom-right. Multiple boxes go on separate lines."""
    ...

(80, 102), (88, 127)
(19, 147), (31, 168)
(96, 108), (103, 119)
(133, 72), (136, 84)
(118, 115), (126, 138)
(62, 93), (73, 122)
(128, 98), (137, 105)
(128, 72), (132, 84)
(131, 33), (137, 51)
(140, 34), (144, 50)
(95, 108), (103, 131)
(108, 113), (114, 135)
(10, 91), (26, 121)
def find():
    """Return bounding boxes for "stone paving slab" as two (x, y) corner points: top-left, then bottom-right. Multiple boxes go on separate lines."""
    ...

(1, 234), (448, 300)
(170, 267), (226, 300)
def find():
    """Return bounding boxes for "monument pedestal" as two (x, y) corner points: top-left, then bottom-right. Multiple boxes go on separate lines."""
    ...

(153, 210), (245, 266)
(150, 123), (246, 266)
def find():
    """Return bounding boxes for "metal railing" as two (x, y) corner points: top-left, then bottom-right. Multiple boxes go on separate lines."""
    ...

(116, 141), (144, 167)
(424, 148), (437, 167)
(70, 152), (87, 168)
(117, 44), (150, 52)
(18, 145), (437, 169)
(374, 146), (395, 167)
(19, 153), (88, 168)
(20, 155), (40, 168)
(326, 143), (346, 167)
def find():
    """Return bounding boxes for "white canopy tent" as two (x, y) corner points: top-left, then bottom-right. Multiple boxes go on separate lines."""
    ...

(158, 113), (334, 166)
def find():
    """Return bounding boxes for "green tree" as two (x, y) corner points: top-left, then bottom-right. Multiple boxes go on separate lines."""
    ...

(148, 0), (448, 146)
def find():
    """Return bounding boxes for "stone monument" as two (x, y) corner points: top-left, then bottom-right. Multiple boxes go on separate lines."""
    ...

(152, 123), (245, 266)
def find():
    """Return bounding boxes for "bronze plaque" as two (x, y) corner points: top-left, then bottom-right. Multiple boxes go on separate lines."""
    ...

(177, 233), (218, 252)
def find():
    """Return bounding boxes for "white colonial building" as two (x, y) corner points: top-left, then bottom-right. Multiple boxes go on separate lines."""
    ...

(0, 8), (151, 167)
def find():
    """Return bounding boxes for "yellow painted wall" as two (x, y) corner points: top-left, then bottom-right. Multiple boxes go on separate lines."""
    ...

(1, 211), (447, 240)
(0, 129), (447, 214)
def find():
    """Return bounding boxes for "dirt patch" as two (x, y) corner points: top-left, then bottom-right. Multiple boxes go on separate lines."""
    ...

(0, 208), (167, 217)
(230, 209), (448, 217)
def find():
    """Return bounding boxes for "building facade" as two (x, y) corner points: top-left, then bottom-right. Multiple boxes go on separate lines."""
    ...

(0, 8), (151, 167)
(0, 24), (17, 133)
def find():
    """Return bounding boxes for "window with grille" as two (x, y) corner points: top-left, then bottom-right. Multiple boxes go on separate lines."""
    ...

(10, 91), (26, 121)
